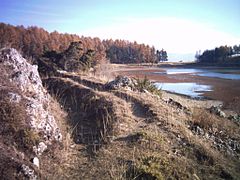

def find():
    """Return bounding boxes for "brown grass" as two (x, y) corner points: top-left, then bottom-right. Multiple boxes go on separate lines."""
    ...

(1, 61), (238, 179)
(192, 108), (216, 130)
(36, 69), (240, 179)
(191, 108), (240, 137)
(0, 98), (25, 130)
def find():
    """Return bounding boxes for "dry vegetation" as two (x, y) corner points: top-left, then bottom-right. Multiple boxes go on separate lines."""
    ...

(1, 59), (240, 179)
(39, 70), (240, 179)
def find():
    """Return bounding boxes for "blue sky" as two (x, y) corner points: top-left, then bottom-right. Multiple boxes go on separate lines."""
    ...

(1, 0), (240, 61)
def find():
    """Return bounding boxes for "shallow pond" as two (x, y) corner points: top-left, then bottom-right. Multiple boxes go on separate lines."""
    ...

(155, 82), (212, 98)
(154, 67), (240, 98)
(160, 68), (240, 80)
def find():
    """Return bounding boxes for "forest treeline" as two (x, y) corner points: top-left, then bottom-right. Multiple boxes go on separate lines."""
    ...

(196, 45), (240, 64)
(0, 23), (167, 64)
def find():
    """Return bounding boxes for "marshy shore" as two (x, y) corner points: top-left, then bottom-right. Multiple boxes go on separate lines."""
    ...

(112, 63), (240, 114)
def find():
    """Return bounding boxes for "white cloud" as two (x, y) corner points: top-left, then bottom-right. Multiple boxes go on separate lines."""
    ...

(80, 17), (240, 58)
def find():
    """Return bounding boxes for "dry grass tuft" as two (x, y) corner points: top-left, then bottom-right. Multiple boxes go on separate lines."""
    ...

(191, 107), (240, 137)
(15, 129), (40, 151)
(0, 98), (25, 130)
(192, 108), (216, 130)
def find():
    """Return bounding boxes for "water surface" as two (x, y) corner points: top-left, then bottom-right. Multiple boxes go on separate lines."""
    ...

(155, 82), (212, 98)
(197, 72), (240, 80)
(162, 68), (202, 75)
(158, 68), (240, 80)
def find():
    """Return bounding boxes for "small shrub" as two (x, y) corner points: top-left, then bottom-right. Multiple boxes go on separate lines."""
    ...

(136, 155), (166, 180)
(129, 153), (191, 180)
(136, 76), (162, 97)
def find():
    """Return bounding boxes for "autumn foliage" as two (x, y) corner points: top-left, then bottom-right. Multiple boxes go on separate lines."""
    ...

(0, 23), (165, 64)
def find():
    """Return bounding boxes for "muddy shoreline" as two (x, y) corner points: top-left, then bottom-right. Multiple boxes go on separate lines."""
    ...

(112, 64), (240, 113)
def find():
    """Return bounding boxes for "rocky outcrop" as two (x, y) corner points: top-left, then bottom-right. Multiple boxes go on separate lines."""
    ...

(0, 48), (62, 177)
(21, 164), (37, 180)
(209, 106), (226, 118)
(105, 75), (138, 90)
(228, 114), (240, 122)
(1, 48), (62, 142)
(189, 123), (240, 156)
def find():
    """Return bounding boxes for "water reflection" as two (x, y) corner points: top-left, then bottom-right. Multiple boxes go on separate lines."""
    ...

(155, 82), (212, 98)
(154, 68), (240, 80)
(197, 72), (240, 80)
(163, 68), (202, 74)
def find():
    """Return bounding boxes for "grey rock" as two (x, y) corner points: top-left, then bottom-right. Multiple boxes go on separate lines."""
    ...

(21, 164), (37, 180)
(105, 75), (137, 90)
(33, 142), (47, 155)
(205, 132), (210, 139)
(0, 48), (62, 155)
(209, 106), (226, 118)
(33, 157), (40, 168)
(196, 126), (204, 135)
(8, 92), (21, 103)
(228, 115), (240, 122)
(167, 98), (188, 111)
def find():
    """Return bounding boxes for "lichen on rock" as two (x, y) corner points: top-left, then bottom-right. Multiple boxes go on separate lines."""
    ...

(105, 75), (138, 90)
(21, 164), (37, 180)
(0, 48), (62, 144)
(209, 105), (226, 118)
